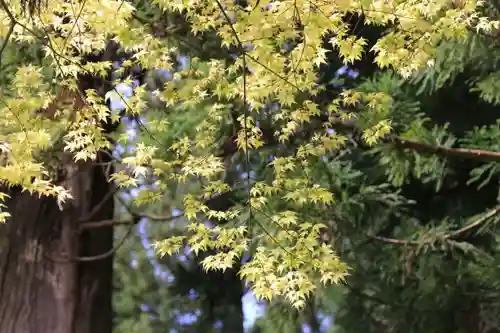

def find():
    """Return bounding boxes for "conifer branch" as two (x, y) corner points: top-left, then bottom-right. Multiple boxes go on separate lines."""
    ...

(446, 204), (500, 238)
(390, 137), (500, 163)
(218, 114), (500, 163)
(367, 205), (500, 247)
(329, 116), (500, 162)
(366, 233), (418, 245)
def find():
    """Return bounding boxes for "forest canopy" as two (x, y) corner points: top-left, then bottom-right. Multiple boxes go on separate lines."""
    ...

(1, 0), (500, 311)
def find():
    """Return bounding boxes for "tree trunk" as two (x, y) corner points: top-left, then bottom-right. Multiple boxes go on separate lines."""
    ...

(0, 153), (114, 333)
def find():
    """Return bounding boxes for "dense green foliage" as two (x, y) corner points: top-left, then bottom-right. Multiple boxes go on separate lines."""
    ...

(3, 0), (500, 332)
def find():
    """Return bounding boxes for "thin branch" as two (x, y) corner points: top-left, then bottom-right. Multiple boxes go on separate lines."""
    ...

(114, 194), (177, 221)
(215, 0), (254, 233)
(367, 204), (500, 247)
(366, 233), (418, 246)
(47, 218), (136, 263)
(136, 211), (184, 221)
(330, 116), (500, 163)
(0, 0), (16, 21)
(391, 136), (500, 163)
(79, 219), (135, 230)
(76, 222), (134, 262)
(79, 176), (249, 231)
(0, 0), (16, 70)
(447, 204), (500, 238)
(217, 114), (500, 163)
(79, 212), (184, 230)
(78, 187), (117, 223)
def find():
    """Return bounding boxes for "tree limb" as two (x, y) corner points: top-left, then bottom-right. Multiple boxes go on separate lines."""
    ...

(79, 211), (185, 230)
(76, 221), (134, 262)
(79, 219), (136, 230)
(447, 204), (500, 238)
(390, 136), (500, 163)
(331, 116), (500, 162)
(366, 233), (418, 246)
(367, 204), (500, 247)
(45, 219), (135, 263)
(217, 115), (500, 163)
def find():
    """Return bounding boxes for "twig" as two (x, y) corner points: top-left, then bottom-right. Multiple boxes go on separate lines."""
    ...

(46, 217), (136, 263)
(214, 0), (254, 232)
(447, 205), (500, 238)
(78, 186), (118, 223)
(79, 219), (135, 230)
(79, 212), (184, 230)
(217, 113), (500, 163)
(0, 22), (15, 66)
(0, 0), (16, 69)
(135, 211), (184, 221)
(0, 0), (16, 21)
(330, 116), (500, 163)
(366, 233), (418, 246)
(76, 221), (134, 262)
(391, 137), (500, 163)
(367, 204), (500, 247)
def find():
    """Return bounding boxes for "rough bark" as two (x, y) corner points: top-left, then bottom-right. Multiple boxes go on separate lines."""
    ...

(0, 152), (114, 333)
